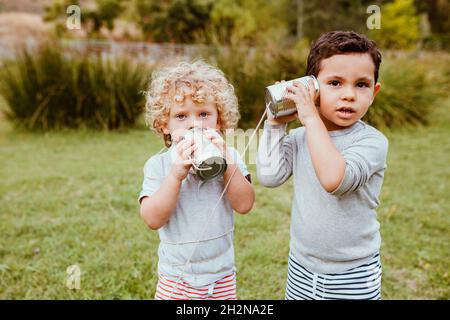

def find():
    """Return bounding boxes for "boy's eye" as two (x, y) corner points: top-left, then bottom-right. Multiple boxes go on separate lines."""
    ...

(357, 82), (370, 88)
(199, 112), (208, 118)
(175, 114), (186, 120)
(329, 80), (341, 86)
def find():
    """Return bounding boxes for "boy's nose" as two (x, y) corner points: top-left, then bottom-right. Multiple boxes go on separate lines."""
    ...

(341, 86), (356, 101)
(188, 119), (204, 130)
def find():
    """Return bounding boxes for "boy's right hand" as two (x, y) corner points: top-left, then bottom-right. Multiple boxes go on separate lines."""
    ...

(266, 80), (298, 126)
(170, 138), (196, 182)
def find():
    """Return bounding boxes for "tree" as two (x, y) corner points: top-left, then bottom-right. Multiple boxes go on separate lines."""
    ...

(86, 0), (124, 32)
(44, 0), (123, 36)
(414, 0), (450, 49)
(414, 0), (450, 35)
(369, 0), (420, 49)
(133, 0), (287, 44)
(290, 0), (382, 42)
(133, 0), (214, 43)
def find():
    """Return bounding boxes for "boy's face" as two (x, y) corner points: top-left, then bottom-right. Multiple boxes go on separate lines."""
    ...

(316, 53), (381, 131)
(162, 94), (221, 143)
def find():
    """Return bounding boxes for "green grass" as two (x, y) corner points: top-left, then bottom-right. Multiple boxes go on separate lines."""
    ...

(0, 95), (449, 299)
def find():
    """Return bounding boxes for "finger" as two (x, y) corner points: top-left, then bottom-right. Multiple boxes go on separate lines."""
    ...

(206, 131), (224, 145)
(203, 131), (215, 140)
(176, 139), (194, 157)
(211, 138), (225, 150)
(181, 144), (196, 159)
(287, 84), (306, 95)
(174, 135), (185, 144)
(275, 112), (298, 123)
(307, 80), (317, 99)
(286, 85), (298, 94)
(204, 134), (217, 146)
(210, 132), (224, 142)
(283, 93), (298, 102)
(208, 135), (218, 144)
(289, 84), (309, 99)
(180, 137), (195, 148)
(182, 159), (192, 167)
(207, 135), (220, 146)
(294, 82), (308, 92)
(176, 139), (188, 154)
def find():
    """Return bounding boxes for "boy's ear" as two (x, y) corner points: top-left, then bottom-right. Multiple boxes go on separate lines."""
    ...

(159, 122), (170, 135)
(371, 82), (381, 104)
(215, 118), (221, 131)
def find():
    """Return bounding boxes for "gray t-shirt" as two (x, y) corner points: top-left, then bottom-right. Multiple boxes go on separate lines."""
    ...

(257, 120), (388, 274)
(139, 146), (250, 286)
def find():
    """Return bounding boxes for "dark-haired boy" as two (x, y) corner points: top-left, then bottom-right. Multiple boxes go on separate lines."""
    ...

(257, 31), (388, 300)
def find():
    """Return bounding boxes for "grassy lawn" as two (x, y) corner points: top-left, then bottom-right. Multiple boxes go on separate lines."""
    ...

(0, 96), (449, 300)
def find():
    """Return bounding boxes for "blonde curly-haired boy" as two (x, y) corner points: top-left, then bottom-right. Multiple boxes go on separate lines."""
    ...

(139, 60), (254, 300)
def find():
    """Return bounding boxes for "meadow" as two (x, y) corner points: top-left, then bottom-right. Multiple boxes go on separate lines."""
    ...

(0, 93), (449, 299)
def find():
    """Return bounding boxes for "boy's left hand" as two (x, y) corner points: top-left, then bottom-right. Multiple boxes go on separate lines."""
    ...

(284, 80), (320, 126)
(203, 129), (233, 164)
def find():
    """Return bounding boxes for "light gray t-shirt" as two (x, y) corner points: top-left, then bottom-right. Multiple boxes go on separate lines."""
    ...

(257, 120), (388, 274)
(139, 145), (250, 287)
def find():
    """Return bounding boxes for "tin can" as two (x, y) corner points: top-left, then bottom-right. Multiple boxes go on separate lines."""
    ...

(264, 75), (320, 118)
(183, 128), (227, 181)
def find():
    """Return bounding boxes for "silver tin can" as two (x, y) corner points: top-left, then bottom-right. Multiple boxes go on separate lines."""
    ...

(265, 75), (320, 118)
(183, 128), (227, 181)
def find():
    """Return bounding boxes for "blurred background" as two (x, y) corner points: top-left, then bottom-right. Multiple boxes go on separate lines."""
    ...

(0, 0), (449, 299)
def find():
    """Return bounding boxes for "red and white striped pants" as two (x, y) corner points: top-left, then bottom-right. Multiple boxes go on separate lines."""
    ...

(155, 272), (237, 300)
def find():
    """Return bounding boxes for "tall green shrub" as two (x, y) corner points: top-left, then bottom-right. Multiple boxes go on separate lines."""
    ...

(0, 44), (149, 130)
(365, 53), (449, 128)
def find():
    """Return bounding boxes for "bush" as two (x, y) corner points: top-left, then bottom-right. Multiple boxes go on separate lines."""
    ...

(365, 52), (450, 129)
(422, 34), (450, 51)
(0, 44), (149, 130)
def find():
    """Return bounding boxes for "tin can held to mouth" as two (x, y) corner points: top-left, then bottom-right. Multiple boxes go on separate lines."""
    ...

(183, 128), (227, 181)
(264, 75), (320, 118)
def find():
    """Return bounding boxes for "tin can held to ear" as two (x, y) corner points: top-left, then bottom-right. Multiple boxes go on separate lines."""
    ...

(183, 128), (227, 181)
(265, 75), (320, 118)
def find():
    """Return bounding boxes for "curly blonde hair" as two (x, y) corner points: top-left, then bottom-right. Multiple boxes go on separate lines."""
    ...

(144, 60), (240, 147)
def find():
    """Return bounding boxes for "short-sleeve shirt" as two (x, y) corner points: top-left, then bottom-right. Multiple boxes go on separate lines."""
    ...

(139, 146), (250, 287)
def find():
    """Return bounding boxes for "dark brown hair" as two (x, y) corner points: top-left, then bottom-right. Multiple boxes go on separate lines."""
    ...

(306, 31), (382, 83)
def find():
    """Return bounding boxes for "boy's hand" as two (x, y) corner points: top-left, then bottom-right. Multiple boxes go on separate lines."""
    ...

(203, 129), (232, 164)
(170, 137), (196, 181)
(284, 79), (320, 126)
(266, 80), (298, 126)
(204, 129), (255, 215)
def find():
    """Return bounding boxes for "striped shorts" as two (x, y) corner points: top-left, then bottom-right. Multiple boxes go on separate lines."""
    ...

(155, 272), (237, 300)
(286, 253), (382, 300)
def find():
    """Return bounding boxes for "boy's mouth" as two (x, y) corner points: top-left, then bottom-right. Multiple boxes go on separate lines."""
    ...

(336, 106), (356, 113)
(336, 106), (356, 119)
